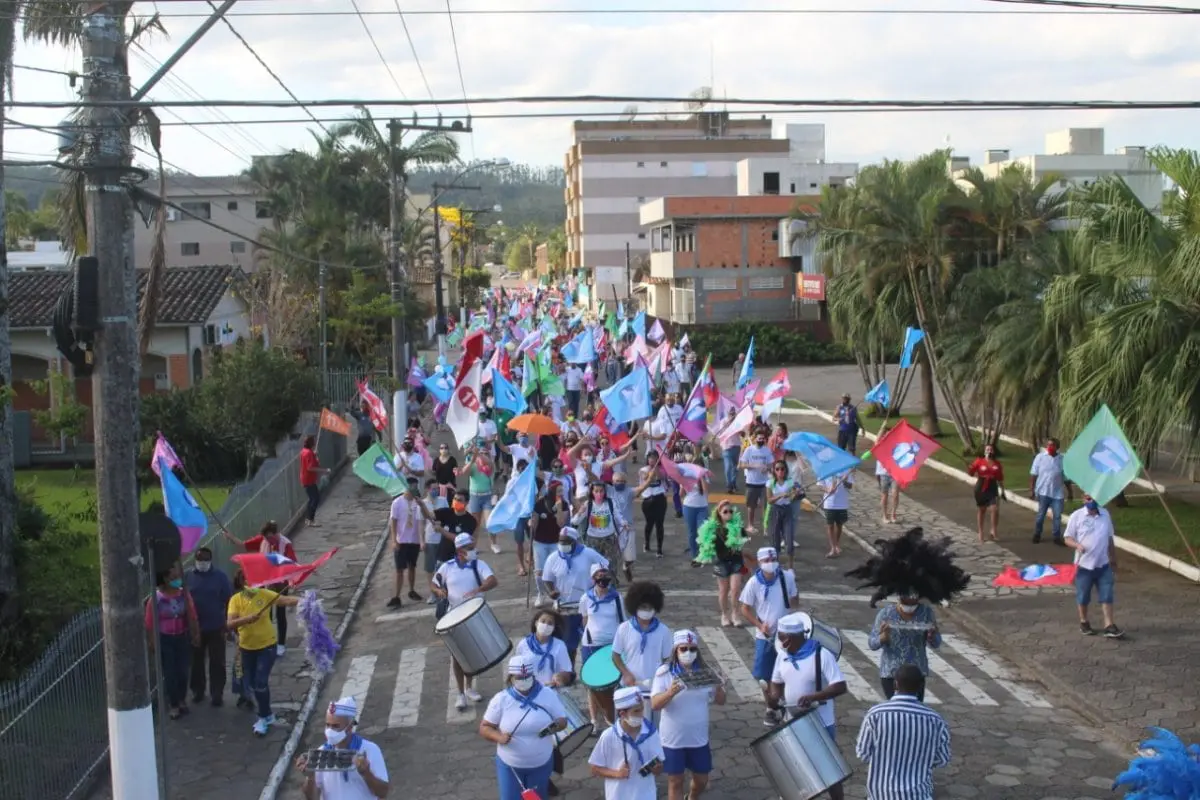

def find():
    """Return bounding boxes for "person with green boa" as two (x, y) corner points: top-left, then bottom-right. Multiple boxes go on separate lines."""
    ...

(696, 500), (753, 628)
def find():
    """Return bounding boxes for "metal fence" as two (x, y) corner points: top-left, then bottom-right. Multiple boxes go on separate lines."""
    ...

(323, 367), (390, 410)
(0, 415), (348, 800)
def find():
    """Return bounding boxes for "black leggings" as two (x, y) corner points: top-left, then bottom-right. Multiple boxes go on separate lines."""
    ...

(642, 494), (668, 553)
(881, 674), (926, 702)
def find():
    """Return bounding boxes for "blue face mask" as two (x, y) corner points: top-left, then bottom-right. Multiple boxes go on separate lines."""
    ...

(1085, 500), (1099, 512)
(168, 578), (183, 589)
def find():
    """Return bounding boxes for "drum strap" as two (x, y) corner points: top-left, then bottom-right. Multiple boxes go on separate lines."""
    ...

(815, 644), (824, 692)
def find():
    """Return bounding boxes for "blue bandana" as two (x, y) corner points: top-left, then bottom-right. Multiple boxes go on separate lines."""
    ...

(524, 633), (556, 676)
(586, 588), (618, 614)
(505, 681), (543, 711)
(784, 638), (819, 669)
(631, 617), (661, 654)
(618, 720), (658, 765)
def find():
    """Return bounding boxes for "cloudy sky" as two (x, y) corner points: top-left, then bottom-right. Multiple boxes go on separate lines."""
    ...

(7, 0), (1199, 178)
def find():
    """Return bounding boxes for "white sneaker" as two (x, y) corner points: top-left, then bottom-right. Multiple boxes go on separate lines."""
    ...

(534, 592), (546, 607)
(490, 543), (502, 554)
(275, 645), (286, 657)
(253, 717), (270, 736)
(465, 687), (483, 703)
(425, 595), (437, 605)
(455, 693), (468, 711)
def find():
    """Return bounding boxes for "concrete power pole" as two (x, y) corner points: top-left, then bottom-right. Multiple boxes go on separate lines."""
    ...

(387, 120), (409, 445)
(82, 7), (161, 798)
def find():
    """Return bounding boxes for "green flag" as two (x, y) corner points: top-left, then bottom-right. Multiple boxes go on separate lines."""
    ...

(352, 443), (406, 496)
(1062, 404), (1142, 506)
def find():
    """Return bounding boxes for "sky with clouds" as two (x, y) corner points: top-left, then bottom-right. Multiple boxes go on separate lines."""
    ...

(7, 0), (1200, 180)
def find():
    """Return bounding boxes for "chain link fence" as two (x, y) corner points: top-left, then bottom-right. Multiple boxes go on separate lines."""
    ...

(0, 418), (347, 800)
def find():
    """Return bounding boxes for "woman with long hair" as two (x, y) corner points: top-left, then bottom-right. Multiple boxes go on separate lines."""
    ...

(144, 562), (200, 720)
(967, 443), (1005, 543)
(697, 500), (750, 627)
(635, 449), (669, 558)
(226, 568), (302, 736)
(651, 629), (726, 800)
(766, 460), (802, 570)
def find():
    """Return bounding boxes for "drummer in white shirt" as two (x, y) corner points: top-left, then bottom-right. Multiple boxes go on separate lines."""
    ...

(768, 613), (848, 800)
(514, 609), (576, 797)
(588, 686), (665, 800)
(650, 630), (726, 800)
(296, 696), (389, 800)
(431, 533), (499, 712)
(738, 546), (799, 727)
(479, 655), (568, 800)
(612, 581), (673, 717)
(541, 526), (609, 665)
(580, 563), (624, 730)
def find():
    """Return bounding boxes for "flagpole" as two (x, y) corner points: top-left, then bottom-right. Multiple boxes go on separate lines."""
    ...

(1140, 465), (1200, 566)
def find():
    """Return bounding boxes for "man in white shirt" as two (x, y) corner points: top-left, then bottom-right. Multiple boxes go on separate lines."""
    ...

(393, 438), (424, 478)
(387, 477), (439, 610)
(542, 527), (609, 664)
(818, 471), (854, 557)
(588, 685), (665, 799)
(431, 534), (499, 709)
(565, 365), (585, 417)
(739, 433), (773, 534)
(1030, 438), (1073, 545)
(296, 696), (389, 799)
(769, 612), (847, 800)
(738, 546), (799, 726)
(1064, 495), (1123, 639)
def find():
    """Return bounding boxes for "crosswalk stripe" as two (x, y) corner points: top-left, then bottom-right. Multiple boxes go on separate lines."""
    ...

(831, 648), (885, 705)
(840, 630), (941, 704)
(925, 649), (997, 706)
(388, 648), (427, 728)
(339, 655), (377, 718)
(942, 634), (1051, 709)
(445, 662), (474, 724)
(696, 627), (761, 703)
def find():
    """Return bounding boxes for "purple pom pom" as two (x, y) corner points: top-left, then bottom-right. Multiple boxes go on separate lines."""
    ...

(298, 590), (339, 674)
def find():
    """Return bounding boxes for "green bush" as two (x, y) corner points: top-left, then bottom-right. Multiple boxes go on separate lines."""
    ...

(682, 321), (851, 367)
(140, 389), (249, 484)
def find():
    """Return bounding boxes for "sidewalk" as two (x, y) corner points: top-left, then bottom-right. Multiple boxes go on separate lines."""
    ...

(86, 473), (390, 800)
(798, 415), (1200, 749)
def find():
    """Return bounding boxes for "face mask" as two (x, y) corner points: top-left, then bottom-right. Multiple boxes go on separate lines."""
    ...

(595, 578), (611, 588)
(512, 677), (535, 693)
(465, 549), (478, 561)
(611, 484), (625, 492)
(636, 608), (655, 622)
(678, 651), (698, 666)
(760, 562), (778, 575)
(536, 622), (555, 638)
(324, 727), (348, 746)
(899, 604), (918, 614)
(985, 451), (995, 459)
(168, 579), (183, 589)
(195, 561), (212, 573)
(582, 454), (594, 463)
(403, 444), (413, 452)
(1085, 500), (1099, 512)
(558, 543), (573, 555)
(452, 501), (467, 514)
(624, 713), (644, 728)
(519, 437), (529, 446)
(1046, 445), (1058, 456)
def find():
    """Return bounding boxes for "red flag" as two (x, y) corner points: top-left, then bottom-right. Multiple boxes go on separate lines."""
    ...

(231, 547), (338, 588)
(595, 403), (631, 451)
(457, 331), (485, 387)
(754, 369), (791, 406)
(356, 380), (389, 432)
(498, 349), (512, 382)
(699, 361), (719, 409)
(871, 419), (941, 489)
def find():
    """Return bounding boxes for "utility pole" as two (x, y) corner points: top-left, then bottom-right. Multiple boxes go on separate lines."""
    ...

(625, 241), (632, 302)
(431, 180), (482, 359)
(318, 261), (328, 398)
(83, 6), (160, 798)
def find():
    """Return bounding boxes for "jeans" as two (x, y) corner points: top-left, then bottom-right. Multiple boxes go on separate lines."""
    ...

(189, 629), (226, 699)
(683, 505), (708, 558)
(566, 389), (581, 417)
(1034, 495), (1065, 541)
(1076, 563), (1115, 606)
(836, 428), (858, 454)
(722, 447), (740, 491)
(496, 755), (553, 800)
(672, 482), (683, 516)
(240, 645), (278, 718)
(770, 503), (796, 555)
(304, 483), (320, 522)
(158, 633), (191, 708)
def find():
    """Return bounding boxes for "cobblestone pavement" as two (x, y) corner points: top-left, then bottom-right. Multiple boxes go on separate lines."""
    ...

(86, 473), (391, 800)
(284, 480), (1128, 799)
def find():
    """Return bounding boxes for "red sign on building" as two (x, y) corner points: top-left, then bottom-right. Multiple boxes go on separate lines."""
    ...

(796, 273), (826, 301)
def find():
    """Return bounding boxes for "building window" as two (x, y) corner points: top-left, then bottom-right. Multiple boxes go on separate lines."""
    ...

(255, 201), (272, 219)
(810, 182), (818, 189)
(749, 276), (785, 291)
(227, 201), (239, 211)
(763, 172), (781, 195)
(636, 161), (645, 168)
(230, 240), (247, 254)
(637, 233), (646, 239)
(203, 324), (217, 345)
(181, 242), (200, 256)
(790, 183), (796, 193)
(771, 230), (779, 241)
(179, 201), (211, 220)
(703, 276), (737, 291)
(660, 161), (668, 167)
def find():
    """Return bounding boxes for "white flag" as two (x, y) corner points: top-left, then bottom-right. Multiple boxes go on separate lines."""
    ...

(447, 361), (483, 447)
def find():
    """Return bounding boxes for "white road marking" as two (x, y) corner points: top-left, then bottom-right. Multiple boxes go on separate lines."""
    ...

(942, 634), (1051, 708)
(445, 662), (473, 724)
(388, 648), (427, 728)
(925, 649), (997, 706)
(697, 626), (762, 703)
(338, 655), (377, 717)
(834, 651), (885, 705)
(841, 629), (941, 704)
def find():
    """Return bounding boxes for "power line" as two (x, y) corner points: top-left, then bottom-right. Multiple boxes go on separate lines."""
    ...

(394, 0), (439, 113)
(980, 0), (1200, 12)
(347, 0), (409, 101)
(444, 0), (474, 159)
(13, 63), (78, 77)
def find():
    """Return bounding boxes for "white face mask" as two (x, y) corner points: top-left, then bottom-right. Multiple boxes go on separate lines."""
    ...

(466, 550), (478, 561)
(512, 677), (535, 693)
(678, 650), (698, 666)
(536, 622), (555, 639)
(558, 543), (573, 555)
(899, 604), (918, 614)
(636, 608), (655, 622)
(624, 713), (644, 729)
(760, 562), (778, 575)
(324, 727), (348, 746)
(195, 561), (212, 573)
(582, 454), (594, 463)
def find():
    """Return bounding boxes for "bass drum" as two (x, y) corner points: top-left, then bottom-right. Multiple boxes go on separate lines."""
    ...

(749, 707), (853, 800)
(433, 597), (512, 678)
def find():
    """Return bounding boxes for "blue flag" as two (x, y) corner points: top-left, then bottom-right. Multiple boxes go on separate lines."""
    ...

(737, 337), (756, 390)
(159, 458), (208, 554)
(560, 328), (596, 364)
(487, 461), (538, 532)
(492, 371), (527, 416)
(599, 366), (653, 425)
(864, 380), (891, 408)
(423, 370), (454, 404)
(632, 311), (646, 338)
(899, 327), (925, 369)
(781, 432), (861, 481)
(618, 319), (630, 338)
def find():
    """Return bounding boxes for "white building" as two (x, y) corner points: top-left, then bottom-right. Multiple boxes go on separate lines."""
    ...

(735, 123), (858, 197)
(8, 241), (72, 272)
(950, 128), (1163, 212)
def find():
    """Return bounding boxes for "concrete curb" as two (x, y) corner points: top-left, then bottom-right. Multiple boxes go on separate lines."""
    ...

(783, 406), (1200, 583)
(257, 488), (392, 800)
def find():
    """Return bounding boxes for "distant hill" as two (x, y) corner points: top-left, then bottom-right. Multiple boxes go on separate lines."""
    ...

(4, 165), (61, 205)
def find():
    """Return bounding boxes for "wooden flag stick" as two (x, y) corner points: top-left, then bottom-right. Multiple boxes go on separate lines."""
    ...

(1140, 465), (1200, 567)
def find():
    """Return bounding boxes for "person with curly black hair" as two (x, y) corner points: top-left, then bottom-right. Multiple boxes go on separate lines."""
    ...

(612, 581), (672, 698)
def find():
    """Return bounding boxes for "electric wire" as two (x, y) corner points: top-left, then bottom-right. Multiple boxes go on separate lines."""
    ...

(346, 0), (410, 101)
(444, 0), (474, 159)
(393, 0), (440, 113)
(980, 0), (1200, 13)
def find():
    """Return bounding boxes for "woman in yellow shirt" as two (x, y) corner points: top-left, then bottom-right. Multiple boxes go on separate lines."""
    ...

(227, 569), (302, 736)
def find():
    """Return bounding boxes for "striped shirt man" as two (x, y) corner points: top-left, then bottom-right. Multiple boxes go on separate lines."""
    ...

(855, 692), (951, 800)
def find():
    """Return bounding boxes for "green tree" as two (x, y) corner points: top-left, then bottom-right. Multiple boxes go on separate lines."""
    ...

(504, 237), (533, 273)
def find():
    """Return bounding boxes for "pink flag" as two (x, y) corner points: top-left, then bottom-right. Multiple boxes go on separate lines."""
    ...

(648, 319), (665, 343)
(735, 379), (761, 407)
(716, 403), (755, 448)
(150, 433), (183, 478)
(658, 448), (699, 493)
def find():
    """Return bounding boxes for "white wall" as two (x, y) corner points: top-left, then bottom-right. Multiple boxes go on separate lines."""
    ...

(580, 159), (739, 181)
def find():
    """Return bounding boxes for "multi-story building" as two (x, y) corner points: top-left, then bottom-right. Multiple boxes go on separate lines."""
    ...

(950, 128), (1163, 212)
(133, 174), (271, 270)
(735, 123), (858, 197)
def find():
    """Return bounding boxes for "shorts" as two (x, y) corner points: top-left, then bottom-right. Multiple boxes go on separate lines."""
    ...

(878, 474), (895, 494)
(1075, 564), (1115, 606)
(712, 557), (745, 579)
(533, 541), (557, 573)
(745, 485), (766, 507)
(468, 493), (494, 514)
(513, 517), (529, 545)
(393, 543), (420, 570)
(663, 744), (713, 776)
(422, 545), (440, 574)
(824, 508), (849, 525)
(562, 613), (585, 655)
(752, 637), (778, 682)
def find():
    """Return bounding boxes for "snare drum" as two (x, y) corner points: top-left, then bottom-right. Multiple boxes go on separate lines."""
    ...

(552, 691), (593, 758)
(580, 645), (620, 692)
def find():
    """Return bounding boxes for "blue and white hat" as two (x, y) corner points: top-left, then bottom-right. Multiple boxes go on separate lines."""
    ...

(613, 686), (642, 710)
(329, 696), (357, 719)
(454, 533), (474, 549)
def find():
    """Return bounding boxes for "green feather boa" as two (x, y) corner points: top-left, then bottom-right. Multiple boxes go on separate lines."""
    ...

(697, 509), (746, 563)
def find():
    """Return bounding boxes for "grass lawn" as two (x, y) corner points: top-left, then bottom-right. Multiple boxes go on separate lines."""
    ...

(784, 399), (1200, 562)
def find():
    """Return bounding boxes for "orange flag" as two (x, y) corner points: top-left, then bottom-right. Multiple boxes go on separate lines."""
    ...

(319, 408), (351, 436)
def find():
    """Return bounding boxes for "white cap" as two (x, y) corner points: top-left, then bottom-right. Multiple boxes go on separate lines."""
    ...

(507, 655), (535, 677)
(590, 563), (607, 578)
(777, 612), (811, 636)
(756, 546), (778, 561)
(328, 696), (357, 719)
(673, 629), (698, 647)
(613, 686), (642, 710)
(454, 533), (474, 549)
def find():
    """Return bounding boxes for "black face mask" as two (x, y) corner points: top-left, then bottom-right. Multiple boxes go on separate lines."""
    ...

(403, 444), (413, 452)
(595, 578), (612, 588)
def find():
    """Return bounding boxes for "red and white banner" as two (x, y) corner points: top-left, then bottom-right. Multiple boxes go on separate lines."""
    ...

(447, 362), (483, 447)
(796, 273), (826, 301)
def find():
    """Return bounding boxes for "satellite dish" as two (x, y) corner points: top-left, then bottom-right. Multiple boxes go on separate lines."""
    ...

(620, 104), (638, 121)
(686, 86), (713, 113)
